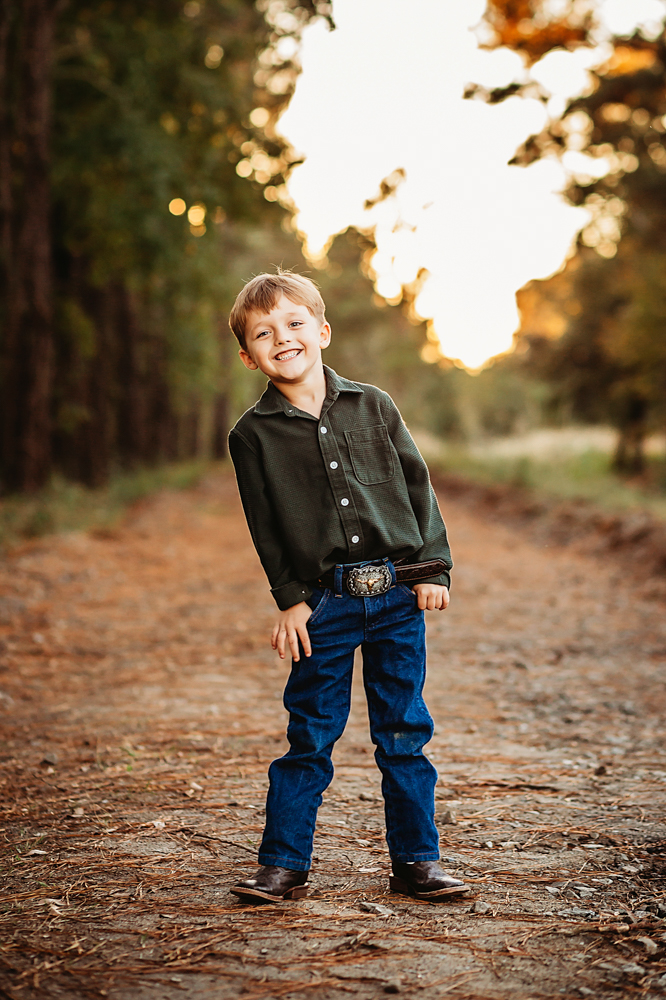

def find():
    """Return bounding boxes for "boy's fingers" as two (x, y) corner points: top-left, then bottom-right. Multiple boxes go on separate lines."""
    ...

(288, 628), (300, 662)
(299, 625), (312, 658)
(276, 627), (287, 659)
(414, 586), (449, 611)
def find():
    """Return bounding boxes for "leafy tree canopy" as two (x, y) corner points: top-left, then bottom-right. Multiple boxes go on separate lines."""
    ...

(469, 1), (666, 472)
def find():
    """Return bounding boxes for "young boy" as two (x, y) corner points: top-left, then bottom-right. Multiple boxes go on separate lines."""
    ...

(227, 270), (469, 903)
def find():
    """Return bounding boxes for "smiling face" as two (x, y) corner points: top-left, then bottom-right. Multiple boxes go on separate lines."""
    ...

(239, 294), (331, 385)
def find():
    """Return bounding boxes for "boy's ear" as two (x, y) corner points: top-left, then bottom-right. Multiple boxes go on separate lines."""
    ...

(319, 322), (331, 350)
(239, 347), (259, 371)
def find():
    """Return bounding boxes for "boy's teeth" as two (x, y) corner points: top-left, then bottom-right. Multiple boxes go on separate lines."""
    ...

(276, 350), (299, 360)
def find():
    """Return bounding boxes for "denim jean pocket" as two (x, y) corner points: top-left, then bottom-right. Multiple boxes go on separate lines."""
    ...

(307, 588), (330, 624)
(397, 583), (417, 601)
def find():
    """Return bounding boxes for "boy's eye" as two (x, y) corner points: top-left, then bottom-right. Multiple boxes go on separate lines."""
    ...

(289, 321), (302, 328)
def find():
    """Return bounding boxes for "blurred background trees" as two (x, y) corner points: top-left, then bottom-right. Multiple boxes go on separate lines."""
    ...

(2, 0), (666, 502)
(0, 0), (332, 491)
(473, 0), (666, 474)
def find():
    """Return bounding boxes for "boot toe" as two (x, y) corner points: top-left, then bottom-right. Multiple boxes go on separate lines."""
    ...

(390, 861), (470, 899)
(230, 866), (309, 902)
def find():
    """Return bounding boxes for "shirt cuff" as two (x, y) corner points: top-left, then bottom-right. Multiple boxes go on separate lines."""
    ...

(411, 571), (451, 590)
(271, 580), (313, 611)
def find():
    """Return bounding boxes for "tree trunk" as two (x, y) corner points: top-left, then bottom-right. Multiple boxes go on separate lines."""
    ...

(0, 0), (61, 492)
(181, 401), (200, 459)
(0, 0), (16, 492)
(115, 284), (146, 468)
(212, 393), (228, 459)
(612, 395), (648, 475)
(0, 2), (12, 282)
(52, 275), (113, 488)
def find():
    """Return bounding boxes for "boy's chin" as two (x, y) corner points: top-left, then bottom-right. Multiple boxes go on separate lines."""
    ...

(270, 358), (323, 381)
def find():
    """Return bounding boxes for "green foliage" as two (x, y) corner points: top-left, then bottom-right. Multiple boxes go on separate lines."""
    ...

(472, 13), (666, 472)
(443, 362), (548, 439)
(518, 250), (628, 423)
(52, 0), (308, 410)
(431, 444), (666, 520)
(514, 237), (666, 472)
(0, 460), (210, 549)
(1, 0), (332, 491)
(57, 298), (97, 359)
(604, 253), (666, 420)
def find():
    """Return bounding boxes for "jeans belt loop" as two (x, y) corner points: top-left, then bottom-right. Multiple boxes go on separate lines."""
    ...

(334, 564), (344, 598)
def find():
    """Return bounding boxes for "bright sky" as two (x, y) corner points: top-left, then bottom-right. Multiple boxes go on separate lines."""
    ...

(277, 0), (665, 369)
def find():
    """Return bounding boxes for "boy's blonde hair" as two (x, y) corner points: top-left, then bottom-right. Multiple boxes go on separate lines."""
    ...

(229, 270), (325, 349)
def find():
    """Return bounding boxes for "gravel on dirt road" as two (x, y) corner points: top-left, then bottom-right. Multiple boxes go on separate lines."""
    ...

(0, 469), (665, 1000)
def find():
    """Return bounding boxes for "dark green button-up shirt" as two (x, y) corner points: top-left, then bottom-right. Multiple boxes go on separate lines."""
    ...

(229, 367), (452, 610)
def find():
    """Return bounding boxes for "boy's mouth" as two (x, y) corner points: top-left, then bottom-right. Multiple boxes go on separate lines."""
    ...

(274, 349), (302, 362)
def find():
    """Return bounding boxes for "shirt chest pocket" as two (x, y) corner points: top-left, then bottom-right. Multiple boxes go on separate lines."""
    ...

(344, 425), (395, 485)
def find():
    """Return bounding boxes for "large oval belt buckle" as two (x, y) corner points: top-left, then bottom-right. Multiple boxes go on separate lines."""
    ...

(347, 564), (391, 597)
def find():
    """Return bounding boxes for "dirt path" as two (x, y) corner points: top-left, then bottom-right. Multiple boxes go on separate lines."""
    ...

(1, 468), (665, 1000)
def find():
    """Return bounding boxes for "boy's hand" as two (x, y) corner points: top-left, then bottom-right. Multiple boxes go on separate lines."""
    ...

(411, 583), (449, 611)
(271, 601), (313, 662)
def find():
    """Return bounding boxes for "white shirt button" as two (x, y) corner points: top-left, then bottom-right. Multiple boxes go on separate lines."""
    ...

(351, 535), (359, 543)
(340, 498), (349, 506)
(329, 461), (338, 469)
(320, 426), (327, 434)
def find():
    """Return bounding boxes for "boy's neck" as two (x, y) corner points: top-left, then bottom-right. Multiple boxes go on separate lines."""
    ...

(270, 362), (327, 419)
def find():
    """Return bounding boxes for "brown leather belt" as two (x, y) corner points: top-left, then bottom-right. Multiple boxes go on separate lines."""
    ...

(317, 558), (447, 592)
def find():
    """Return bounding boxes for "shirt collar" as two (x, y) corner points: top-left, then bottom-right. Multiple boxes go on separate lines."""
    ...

(253, 366), (364, 417)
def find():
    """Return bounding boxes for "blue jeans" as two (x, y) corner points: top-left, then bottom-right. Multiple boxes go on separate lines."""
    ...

(258, 562), (439, 871)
